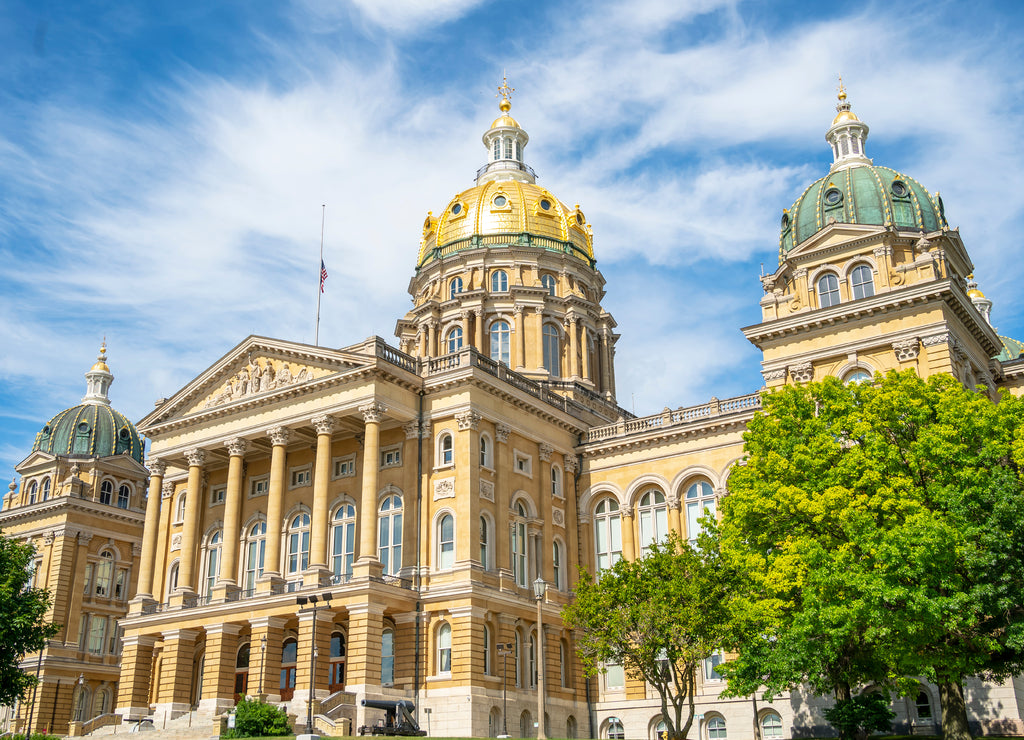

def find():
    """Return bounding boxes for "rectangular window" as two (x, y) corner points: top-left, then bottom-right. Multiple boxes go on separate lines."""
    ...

(108, 619), (120, 654)
(289, 466), (312, 489)
(83, 563), (93, 595)
(209, 485), (226, 506)
(604, 663), (624, 690)
(332, 455), (356, 479)
(250, 476), (269, 498)
(513, 451), (532, 477)
(705, 652), (725, 681)
(87, 615), (106, 654)
(114, 568), (128, 600)
(380, 445), (402, 469)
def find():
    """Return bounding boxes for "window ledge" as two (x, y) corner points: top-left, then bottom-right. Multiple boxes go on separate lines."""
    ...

(426, 674), (452, 683)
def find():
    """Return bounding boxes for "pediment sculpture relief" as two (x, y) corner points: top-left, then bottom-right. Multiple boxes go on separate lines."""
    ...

(203, 358), (315, 409)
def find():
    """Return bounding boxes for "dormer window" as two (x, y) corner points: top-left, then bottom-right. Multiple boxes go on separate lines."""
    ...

(449, 277), (463, 299)
(817, 274), (841, 308)
(491, 270), (508, 292)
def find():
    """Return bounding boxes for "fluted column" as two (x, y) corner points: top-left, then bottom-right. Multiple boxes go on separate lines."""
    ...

(461, 311), (473, 350)
(599, 329), (612, 395)
(427, 320), (438, 357)
(219, 438), (247, 589)
(308, 414), (335, 584)
(567, 314), (580, 379)
(135, 458), (166, 601)
(357, 403), (385, 563)
(178, 448), (206, 594)
(514, 305), (526, 369)
(533, 307), (546, 373)
(474, 309), (485, 351)
(261, 427), (290, 587)
(620, 504), (636, 562)
(581, 326), (591, 381)
(417, 326), (426, 358)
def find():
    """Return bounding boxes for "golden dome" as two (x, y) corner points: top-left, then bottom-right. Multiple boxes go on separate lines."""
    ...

(967, 274), (986, 299)
(91, 341), (110, 373)
(490, 113), (521, 130)
(832, 109), (860, 125)
(418, 179), (594, 267)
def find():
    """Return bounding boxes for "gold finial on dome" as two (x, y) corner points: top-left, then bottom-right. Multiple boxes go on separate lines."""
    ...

(91, 338), (110, 373)
(837, 74), (847, 102)
(496, 72), (515, 112)
(832, 74), (859, 125)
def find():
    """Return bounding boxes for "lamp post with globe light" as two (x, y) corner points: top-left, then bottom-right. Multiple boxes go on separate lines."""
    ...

(534, 577), (546, 740)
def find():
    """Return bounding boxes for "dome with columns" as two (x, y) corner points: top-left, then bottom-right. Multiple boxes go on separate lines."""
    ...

(780, 84), (947, 255)
(416, 84), (594, 268)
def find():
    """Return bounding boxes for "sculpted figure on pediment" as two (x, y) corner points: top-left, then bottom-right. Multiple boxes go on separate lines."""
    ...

(277, 363), (293, 385)
(203, 357), (317, 410)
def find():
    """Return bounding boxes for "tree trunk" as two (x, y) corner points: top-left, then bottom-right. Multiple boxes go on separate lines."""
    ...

(939, 681), (974, 740)
(752, 694), (762, 740)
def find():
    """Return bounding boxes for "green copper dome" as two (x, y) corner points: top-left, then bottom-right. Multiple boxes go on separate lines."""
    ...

(780, 164), (947, 254)
(32, 403), (144, 464)
(997, 335), (1024, 363)
(31, 343), (144, 464)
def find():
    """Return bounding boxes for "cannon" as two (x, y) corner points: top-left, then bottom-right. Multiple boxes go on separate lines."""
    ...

(357, 699), (427, 736)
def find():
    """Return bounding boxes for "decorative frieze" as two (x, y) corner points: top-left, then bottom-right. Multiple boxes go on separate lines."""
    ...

(203, 359), (312, 409)
(892, 338), (920, 362)
(762, 368), (787, 383)
(433, 478), (455, 501)
(479, 480), (495, 502)
(455, 410), (482, 431)
(171, 533), (182, 552)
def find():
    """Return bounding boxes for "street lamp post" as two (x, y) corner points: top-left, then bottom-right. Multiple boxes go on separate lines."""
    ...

(297, 591), (333, 736)
(497, 641), (514, 738)
(258, 635), (267, 697)
(533, 577), (547, 740)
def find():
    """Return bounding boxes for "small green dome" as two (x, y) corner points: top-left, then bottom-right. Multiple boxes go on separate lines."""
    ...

(997, 335), (1024, 363)
(32, 403), (144, 464)
(780, 164), (948, 253)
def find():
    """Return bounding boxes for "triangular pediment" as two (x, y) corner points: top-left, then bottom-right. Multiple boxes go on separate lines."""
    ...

(15, 450), (57, 472)
(786, 222), (885, 262)
(140, 336), (375, 429)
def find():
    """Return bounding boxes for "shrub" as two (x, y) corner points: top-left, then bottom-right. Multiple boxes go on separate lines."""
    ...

(223, 697), (292, 738)
(824, 692), (896, 740)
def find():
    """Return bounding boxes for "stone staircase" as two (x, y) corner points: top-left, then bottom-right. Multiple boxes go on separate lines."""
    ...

(86, 710), (220, 739)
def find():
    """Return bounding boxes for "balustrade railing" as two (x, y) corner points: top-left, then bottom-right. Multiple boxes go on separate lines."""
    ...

(585, 392), (763, 443)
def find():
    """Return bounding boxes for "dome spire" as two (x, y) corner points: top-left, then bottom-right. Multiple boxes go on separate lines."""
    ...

(826, 76), (871, 172)
(83, 340), (114, 406)
(967, 274), (994, 326)
(477, 73), (536, 185)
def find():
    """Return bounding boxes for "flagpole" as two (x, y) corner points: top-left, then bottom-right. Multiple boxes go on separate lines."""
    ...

(315, 204), (325, 346)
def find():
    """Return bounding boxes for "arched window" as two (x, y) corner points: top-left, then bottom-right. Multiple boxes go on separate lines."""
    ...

(708, 717), (727, 740)
(551, 465), (562, 498)
(117, 483), (131, 509)
(915, 691), (933, 720)
(638, 489), (669, 556)
(760, 713), (782, 739)
(381, 628), (395, 685)
(449, 276), (463, 300)
(685, 481), (716, 545)
(439, 433), (454, 466)
(437, 622), (452, 674)
(73, 684), (90, 721)
(543, 324), (560, 376)
(520, 711), (532, 739)
(652, 720), (667, 740)
(567, 716), (578, 739)
(491, 270), (508, 292)
(480, 433), (492, 468)
(479, 515), (491, 569)
(92, 687), (110, 718)
(244, 521), (266, 592)
(100, 480), (113, 505)
(552, 539), (563, 590)
(844, 368), (872, 384)
(606, 718), (625, 739)
(492, 139), (500, 161)
(166, 561), (179, 598)
(95, 550), (114, 596)
(27, 480), (37, 504)
(287, 513), (310, 575)
(817, 273), (841, 308)
(205, 531), (222, 595)
(446, 327), (463, 353)
(490, 320), (511, 365)
(850, 264), (875, 299)
(378, 495), (403, 576)
(504, 138), (513, 160)
(331, 503), (356, 581)
(234, 641), (250, 698)
(175, 492), (187, 523)
(594, 497), (622, 571)
(541, 274), (556, 296)
(40, 477), (50, 502)
(438, 514), (455, 570)
(511, 501), (528, 587)
(560, 639), (570, 687)
(329, 632), (346, 690)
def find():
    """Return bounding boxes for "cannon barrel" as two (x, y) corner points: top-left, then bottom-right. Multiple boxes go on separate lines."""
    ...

(361, 699), (416, 711)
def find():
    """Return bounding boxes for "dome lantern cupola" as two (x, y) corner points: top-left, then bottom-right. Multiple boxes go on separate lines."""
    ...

(967, 274), (994, 326)
(477, 75), (536, 186)
(826, 78), (871, 173)
(83, 341), (114, 405)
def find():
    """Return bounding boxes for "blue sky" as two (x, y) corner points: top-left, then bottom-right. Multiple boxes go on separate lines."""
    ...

(1, 0), (1023, 476)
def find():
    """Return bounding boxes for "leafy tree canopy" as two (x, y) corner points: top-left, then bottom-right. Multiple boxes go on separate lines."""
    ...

(0, 533), (59, 705)
(563, 534), (730, 740)
(717, 371), (1024, 740)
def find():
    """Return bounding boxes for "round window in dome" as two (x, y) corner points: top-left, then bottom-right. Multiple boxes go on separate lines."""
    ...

(451, 203), (462, 216)
(781, 213), (790, 229)
(891, 180), (909, 198)
(575, 212), (584, 225)
(78, 422), (89, 432)
(493, 195), (507, 207)
(119, 428), (130, 440)
(540, 199), (551, 211)
(824, 188), (843, 206)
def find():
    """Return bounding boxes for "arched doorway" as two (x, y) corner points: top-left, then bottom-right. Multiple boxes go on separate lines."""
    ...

(234, 643), (250, 701)
(329, 631), (346, 692)
(280, 637), (297, 701)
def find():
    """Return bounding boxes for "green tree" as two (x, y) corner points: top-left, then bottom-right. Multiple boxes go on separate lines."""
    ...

(563, 535), (729, 740)
(0, 533), (58, 705)
(823, 692), (896, 740)
(225, 697), (292, 737)
(717, 371), (1024, 740)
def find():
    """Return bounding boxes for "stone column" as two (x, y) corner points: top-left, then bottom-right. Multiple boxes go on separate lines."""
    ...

(155, 629), (199, 715)
(356, 403), (385, 570)
(295, 608), (335, 714)
(260, 427), (290, 592)
(402, 421), (422, 576)
(474, 310), (485, 351)
(346, 603), (385, 690)
(564, 454), (581, 586)
(177, 448), (206, 594)
(580, 326), (591, 382)
(152, 480), (174, 600)
(495, 423), (514, 589)
(217, 439), (247, 593)
(250, 616), (288, 702)
(135, 458), (166, 602)
(538, 444), (554, 583)
(427, 320), (438, 358)
(461, 311), (473, 350)
(620, 504), (636, 562)
(567, 314), (580, 379)
(200, 624), (242, 714)
(115, 635), (157, 719)
(62, 532), (93, 645)
(533, 307), (546, 373)
(514, 305), (526, 369)
(455, 411), (482, 564)
(668, 493), (683, 540)
(307, 414), (335, 586)
(417, 326), (426, 358)
(599, 330), (612, 395)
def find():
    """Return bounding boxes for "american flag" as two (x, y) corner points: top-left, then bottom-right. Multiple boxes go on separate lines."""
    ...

(320, 260), (328, 293)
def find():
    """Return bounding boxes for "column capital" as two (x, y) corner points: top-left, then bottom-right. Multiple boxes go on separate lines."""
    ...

(204, 623), (244, 637)
(455, 410), (482, 431)
(249, 616), (289, 631)
(225, 438), (249, 457)
(77, 531), (93, 545)
(359, 402), (387, 424)
(532, 305), (545, 315)
(460, 310), (473, 321)
(563, 453), (578, 474)
(539, 443), (554, 462)
(312, 414), (336, 435)
(268, 426), (291, 446)
(513, 304), (524, 316)
(146, 458), (167, 477)
(404, 421), (424, 439)
(185, 448), (206, 467)
(495, 423), (511, 444)
(161, 480), (175, 498)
